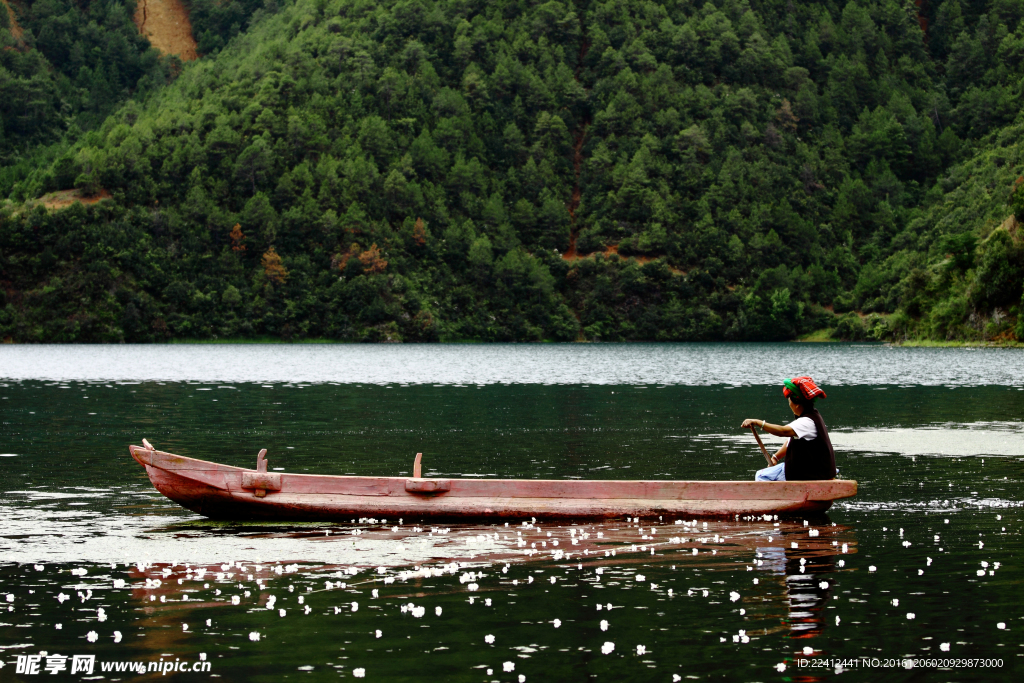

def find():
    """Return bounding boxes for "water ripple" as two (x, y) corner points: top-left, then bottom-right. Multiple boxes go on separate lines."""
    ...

(2, 343), (1023, 385)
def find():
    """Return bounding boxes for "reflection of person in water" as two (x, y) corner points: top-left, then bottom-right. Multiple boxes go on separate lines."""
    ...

(757, 538), (837, 639)
(741, 376), (837, 481)
(786, 546), (836, 637)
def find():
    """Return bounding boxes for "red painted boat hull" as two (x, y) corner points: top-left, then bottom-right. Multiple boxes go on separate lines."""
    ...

(129, 445), (857, 521)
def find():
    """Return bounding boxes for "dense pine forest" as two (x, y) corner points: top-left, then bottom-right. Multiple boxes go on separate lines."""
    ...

(0, 0), (1022, 343)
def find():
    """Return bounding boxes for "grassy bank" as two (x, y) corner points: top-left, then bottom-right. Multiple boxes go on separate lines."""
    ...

(886, 339), (1024, 348)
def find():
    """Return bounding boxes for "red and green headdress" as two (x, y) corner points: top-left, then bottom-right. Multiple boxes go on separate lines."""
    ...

(783, 376), (826, 401)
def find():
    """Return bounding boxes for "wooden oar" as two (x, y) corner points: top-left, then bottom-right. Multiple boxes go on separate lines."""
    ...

(748, 426), (773, 464)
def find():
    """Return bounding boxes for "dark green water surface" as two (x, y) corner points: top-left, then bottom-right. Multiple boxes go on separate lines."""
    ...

(1, 350), (1022, 681)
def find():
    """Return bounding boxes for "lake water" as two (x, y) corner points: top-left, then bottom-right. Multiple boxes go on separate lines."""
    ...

(0, 344), (1021, 681)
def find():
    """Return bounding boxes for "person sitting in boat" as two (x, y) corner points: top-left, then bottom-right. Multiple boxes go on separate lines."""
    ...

(741, 376), (837, 481)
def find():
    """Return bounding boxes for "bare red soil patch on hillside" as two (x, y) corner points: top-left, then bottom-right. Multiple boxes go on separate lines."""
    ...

(562, 243), (686, 274)
(2, 0), (25, 43)
(134, 0), (198, 61)
(39, 188), (112, 210)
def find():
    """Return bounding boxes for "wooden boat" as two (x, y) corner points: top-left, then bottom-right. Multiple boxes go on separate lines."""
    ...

(129, 440), (857, 521)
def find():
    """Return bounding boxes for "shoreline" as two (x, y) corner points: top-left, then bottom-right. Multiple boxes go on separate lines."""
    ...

(3, 336), (1021, 347)
(885, 339), (1024, 348)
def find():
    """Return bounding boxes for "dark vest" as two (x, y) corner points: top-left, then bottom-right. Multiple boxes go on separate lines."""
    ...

(784, 408), (836, 481)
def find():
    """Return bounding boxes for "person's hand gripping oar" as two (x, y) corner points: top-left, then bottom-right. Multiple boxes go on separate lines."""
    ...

(740, 419), (773, 465)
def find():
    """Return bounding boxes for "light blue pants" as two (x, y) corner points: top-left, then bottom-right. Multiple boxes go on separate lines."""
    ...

(755, 463), (838, 481)
(755, 462), (786, 481)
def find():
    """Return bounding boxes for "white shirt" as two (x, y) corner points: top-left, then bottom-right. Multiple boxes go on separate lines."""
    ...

(787, 416), (817, 441)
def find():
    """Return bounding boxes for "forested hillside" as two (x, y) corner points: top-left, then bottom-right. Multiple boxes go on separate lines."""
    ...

(1, 0), (1022, 343)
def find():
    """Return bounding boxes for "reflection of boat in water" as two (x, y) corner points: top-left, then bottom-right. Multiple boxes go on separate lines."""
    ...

(120, 519), (856, 615)
(129, 441), (857, 521)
